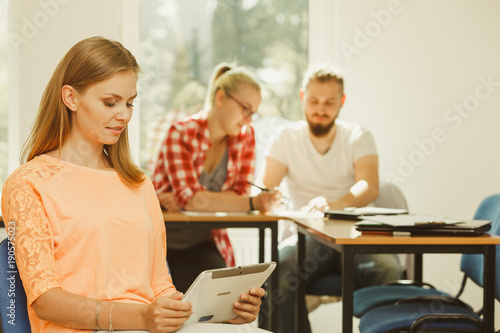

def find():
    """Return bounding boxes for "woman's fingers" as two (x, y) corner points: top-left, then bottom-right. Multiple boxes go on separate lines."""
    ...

(146, 294), (193, 333)
(227, 288), (265, 324)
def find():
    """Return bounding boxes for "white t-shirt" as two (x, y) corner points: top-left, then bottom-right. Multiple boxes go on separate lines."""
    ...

(266, 119), (377, 209)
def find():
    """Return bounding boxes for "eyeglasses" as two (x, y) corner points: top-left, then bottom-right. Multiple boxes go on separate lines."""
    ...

(226, 92), (259, 120)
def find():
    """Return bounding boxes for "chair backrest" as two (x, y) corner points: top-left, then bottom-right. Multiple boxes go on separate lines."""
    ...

(0, 238), (31, 332)
(373, 182), (413, 279)
(460, 194), (500, 301)
(373, 181), (409, 210)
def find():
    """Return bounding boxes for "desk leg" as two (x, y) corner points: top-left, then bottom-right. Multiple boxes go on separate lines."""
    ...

(483, 245), (495, 332)
(342, 246), (354, 333)
(414, 253), (423, 282)
(258, 228), (268, 330)
(271, 224), (279, 333)
(258, 226), (279, 332)
(258, 228), (273, 331)
(259, 228), (265, 263)
(296, 232), (306, 333)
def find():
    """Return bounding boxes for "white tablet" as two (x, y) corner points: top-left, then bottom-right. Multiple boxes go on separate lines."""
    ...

(181, 262), (276, 324)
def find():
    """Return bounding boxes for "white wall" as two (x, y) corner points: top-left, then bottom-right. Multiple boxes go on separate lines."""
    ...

(312, 0), (500, 216)
(337, 0), (500, 216)
(7, 0), (139, 173)
(310, 0), (500, 328)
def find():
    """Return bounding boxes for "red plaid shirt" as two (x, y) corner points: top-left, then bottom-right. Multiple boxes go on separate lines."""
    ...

(152, 110), (256, 266)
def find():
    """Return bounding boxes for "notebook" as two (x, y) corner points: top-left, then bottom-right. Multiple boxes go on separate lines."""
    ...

(355, 219), (491, 236)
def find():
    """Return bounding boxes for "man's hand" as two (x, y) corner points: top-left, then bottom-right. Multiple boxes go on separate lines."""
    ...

(301, 196), (330, 212)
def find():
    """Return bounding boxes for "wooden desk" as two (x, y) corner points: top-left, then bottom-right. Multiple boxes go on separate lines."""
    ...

(290, 216), (500, 333)
(163, 211), (281, 332)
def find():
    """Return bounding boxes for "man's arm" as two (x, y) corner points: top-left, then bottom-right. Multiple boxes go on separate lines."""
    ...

(328, 155), (379, 209)
(262, 156), (288, 189)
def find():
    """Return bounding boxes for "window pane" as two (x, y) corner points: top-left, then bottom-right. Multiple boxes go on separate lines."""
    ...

(138, 0), (308, 172)
(0, 0), (8, 189)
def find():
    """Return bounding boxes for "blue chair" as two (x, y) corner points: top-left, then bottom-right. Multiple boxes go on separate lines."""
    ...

(357, 194), (500, 333)
(0, 237), (31, 333)
(353, 282), (452, 318)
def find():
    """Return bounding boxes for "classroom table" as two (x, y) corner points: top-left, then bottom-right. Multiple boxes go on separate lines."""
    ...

(289, 216), (500, 333)
(163, 211), (281, 332)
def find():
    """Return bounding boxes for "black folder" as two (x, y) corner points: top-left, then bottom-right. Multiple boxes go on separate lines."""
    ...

(355, 219), (491, 236)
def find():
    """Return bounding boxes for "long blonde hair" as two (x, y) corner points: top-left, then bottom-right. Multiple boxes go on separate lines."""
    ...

(205, 62), (261, 109)
(21, 36), (144, 185)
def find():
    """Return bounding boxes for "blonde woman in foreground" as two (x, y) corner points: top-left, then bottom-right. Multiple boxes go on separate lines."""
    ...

(1, 36), (267, 333)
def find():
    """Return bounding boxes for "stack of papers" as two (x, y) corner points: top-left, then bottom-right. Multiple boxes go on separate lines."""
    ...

(324, 207), (408, 220)
(182, 211), (254, 217)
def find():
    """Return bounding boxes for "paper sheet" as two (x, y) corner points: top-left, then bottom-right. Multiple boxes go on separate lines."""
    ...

(182, 211), (254, 217)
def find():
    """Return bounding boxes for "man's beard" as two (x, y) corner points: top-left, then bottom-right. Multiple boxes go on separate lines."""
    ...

(307, 117), (335, 137)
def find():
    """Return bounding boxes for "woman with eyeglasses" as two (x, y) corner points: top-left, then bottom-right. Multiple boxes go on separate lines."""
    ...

(152, 63), (281, 292)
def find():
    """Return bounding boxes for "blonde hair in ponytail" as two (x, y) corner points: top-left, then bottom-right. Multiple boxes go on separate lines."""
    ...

(205, 62), (261, 109)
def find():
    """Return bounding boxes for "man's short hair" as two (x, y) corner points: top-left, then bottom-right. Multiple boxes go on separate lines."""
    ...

(301, 64), (344, 95)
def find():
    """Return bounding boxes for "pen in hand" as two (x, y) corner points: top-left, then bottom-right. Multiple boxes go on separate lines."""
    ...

(247, 181), (270, 192)
(248, 181), (290, 209)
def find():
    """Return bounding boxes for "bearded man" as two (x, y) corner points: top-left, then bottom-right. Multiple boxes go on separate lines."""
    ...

(262, 64), (402, 333)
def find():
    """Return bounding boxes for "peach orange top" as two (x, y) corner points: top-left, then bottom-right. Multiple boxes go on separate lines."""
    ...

(1, 155), (176, 332)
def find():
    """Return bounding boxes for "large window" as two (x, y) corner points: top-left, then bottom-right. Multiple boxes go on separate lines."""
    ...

(138, 0), (308, 173)
(0, 0), (8, 189)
